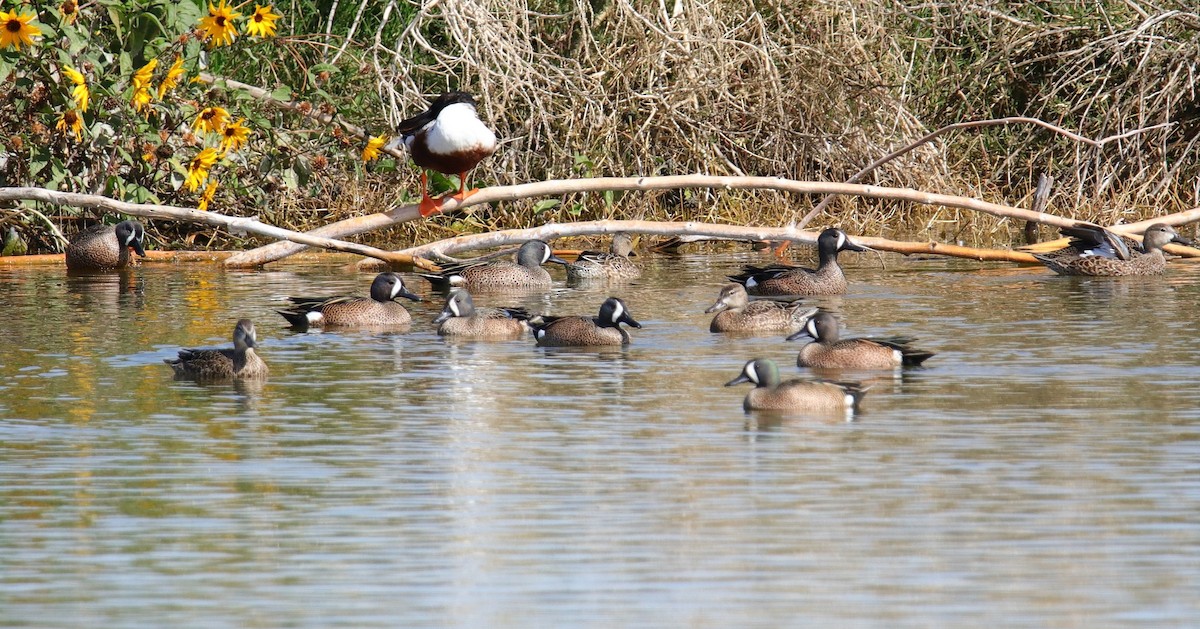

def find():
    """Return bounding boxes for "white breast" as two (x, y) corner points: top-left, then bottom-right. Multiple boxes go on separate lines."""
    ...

(425, 103), (497, 155)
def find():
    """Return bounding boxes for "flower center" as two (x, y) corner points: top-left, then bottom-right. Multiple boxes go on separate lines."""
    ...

(65, 112), (78, 124)
(6, 19), (21, 33)
(202, 110), (215, 120)
(215, 16), (226, 27)
(253, 13), (263, 23)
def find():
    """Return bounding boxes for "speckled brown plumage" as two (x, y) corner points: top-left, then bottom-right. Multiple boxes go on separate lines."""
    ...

(788, 312), (933, 370)
(728, 228), (868, 296)
(706, 283), (815, 333)
(433, 288), (532, 339)
(565, 233), (642, 281)
(277, 273), (420, 327)
(65, 220), (146, 271)
(1033, 223), (1192, 276)
(532, 297), (641, 347)
(165, 319), (268, 381)
(725, 358), (866, 413)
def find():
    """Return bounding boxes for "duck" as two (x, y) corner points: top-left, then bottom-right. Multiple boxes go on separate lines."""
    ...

(565, 232), (642, 281)
(727, 227), (868, 295)
(65, 220), (146, 271)
(165, 319), (269, 380)
(419, 240), (568, 291)
(395, 91), (498, 217)
(725, 358), (866, 413)
(1032, 222), (1192, 276)
(786, 311), (934, 370)
(532, 296), (642, 347)
(277, 272), (421, 328)
(433, 288), (533, 339)
(705, 283), (816, 334)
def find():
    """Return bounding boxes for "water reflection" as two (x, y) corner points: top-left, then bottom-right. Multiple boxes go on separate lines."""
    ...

(2, 255), (1200, 626)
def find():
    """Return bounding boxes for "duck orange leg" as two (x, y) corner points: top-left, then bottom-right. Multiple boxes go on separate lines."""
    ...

(416, 172), (443, 217)
(442, 170), (481, 204)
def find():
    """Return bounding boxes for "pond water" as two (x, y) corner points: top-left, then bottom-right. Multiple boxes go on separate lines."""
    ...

(2, 248), (1200, 627)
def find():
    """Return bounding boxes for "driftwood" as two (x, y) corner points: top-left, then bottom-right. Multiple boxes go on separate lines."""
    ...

(0, 187), (436, 270)
(357, 220), (1040, 271)
(226, 175), (1086, 268)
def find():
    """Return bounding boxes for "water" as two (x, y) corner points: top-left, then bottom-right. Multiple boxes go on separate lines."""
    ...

(2, 250), (1200, 627)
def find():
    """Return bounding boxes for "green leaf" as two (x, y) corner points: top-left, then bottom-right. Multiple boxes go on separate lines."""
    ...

(292, 156), (311, 187)
(533, 199), (561, 213)
(0, 57), (12, 85)
(270, 85), (293, 102)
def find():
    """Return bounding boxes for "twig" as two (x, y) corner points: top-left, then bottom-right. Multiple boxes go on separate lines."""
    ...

(795, 116), (1177, 229)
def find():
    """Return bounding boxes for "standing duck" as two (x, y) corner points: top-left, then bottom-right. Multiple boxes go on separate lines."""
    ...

(65, 220), (147, 271)
(277, 272), (421, 328)
(396, 91), (497, 217)
(1032, 223), (1192, 276)
(532, 297), (642, 347)
(165, 319), (269, 380)
(728, 228), (869, 296)
(786, 311), (933, 370)
(725, 358), (866, 413)
(419, 240), (568, 291)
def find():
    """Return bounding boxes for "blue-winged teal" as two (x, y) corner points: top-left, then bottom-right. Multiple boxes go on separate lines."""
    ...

(433, 288), (533, 339)
(705, 283), (817, 334)
(565, 233), (643, 281)
(532, 296), (642, 347)
(787, 311), (933, 369)
(725, 358), (866, 413)
(1033, 223), (1191, 276)
(165, 319), (269, 380)
(728, 228), (868, 295)
(420, 240), (568, 291)
(396, 91), (497, 217)
(277, 272), (421, 328)
(65, 220), (146, 270)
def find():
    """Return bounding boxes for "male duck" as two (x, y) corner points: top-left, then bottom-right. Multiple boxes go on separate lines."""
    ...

(532, 297), (642, 347)
(165, 319), (269, 380)
(1033, 222), (1191, 276)
(420, 240), (568, 291)
(565, 233), (642, 281)
(787, 311), (933, 370)
(396, 91), (497, 217)
(728, 228), (868, 296)
(705, 283), (816, 334)
(277, 272), (421, 328)
(725, 358), (866, 413)
(433, 288), (533, 339)
(65, 220), (147, 271)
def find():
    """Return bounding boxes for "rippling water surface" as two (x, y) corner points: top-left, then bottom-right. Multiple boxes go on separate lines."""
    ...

(3, 248), (1200, 627)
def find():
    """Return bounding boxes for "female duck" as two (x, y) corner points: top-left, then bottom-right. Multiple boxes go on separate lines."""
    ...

(165, 319), (268, 380)
(1033, 222), (1191, 276)
(705, 283), (816, 333)
(565, 233), (642, 281)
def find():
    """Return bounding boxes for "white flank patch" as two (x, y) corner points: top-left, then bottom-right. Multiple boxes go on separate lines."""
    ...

(844, 393), (855, 408)
(745, 277), (758, 288)
(448, 274), (466, 286)
(535, 329), (545, 339)
(893, 349), (902, 364)
(306, 311), (324, 324)
(425, 104), (497, 155)
(745, 361), (759, 384)
(610, 300), (624, 323)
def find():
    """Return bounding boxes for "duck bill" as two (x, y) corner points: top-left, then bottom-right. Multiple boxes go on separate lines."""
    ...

(785, 329), (812, 342)
(397, 288), (422, 302)
(432, 309), (453, 325)
(621, 314), (643, 329)
(547, 254), (570, 266)
(1172, 234), (1194, 247)
(844, 240), (871, 252)
(704, 300), (728, 314)
(130, 240), (147, 257)
(724, 374), (750, 387)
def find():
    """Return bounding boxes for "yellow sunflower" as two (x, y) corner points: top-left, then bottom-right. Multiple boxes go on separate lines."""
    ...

(361, 134), (387, 162)
(185, 147), (218, 192)
(62, 65), (89, 112)
(245, 5), (281, 38)
(0, 9), (42, 50)
(131, 86), (152, 113)
(193, 106), (230, 134)
(158, 55), (185, 99)
(219, 119), (250, 154)
(198, 181), (219, 211)
(56, 109), (83, 140)
(198, 1), (240, 48)
(59, 0), (77, 24)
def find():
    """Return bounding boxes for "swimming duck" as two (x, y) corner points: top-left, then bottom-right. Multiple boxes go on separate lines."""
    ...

(419, 240), (568, 291)
(727, 228), (869, 296)
(433, 288), (533, 339)
(725, 358), (866, 413)
(65, 220), (146, 271)
(565, 233), (642, 281)
(1033, 222), (1192, 276)
(165, 319), (268, 380)
(532, 297), (642, 347)
(786, 311), (933, 370)
(705, 283), (816, 334)
(396, 91), (498, 217)
(277, 272), (421, 328)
